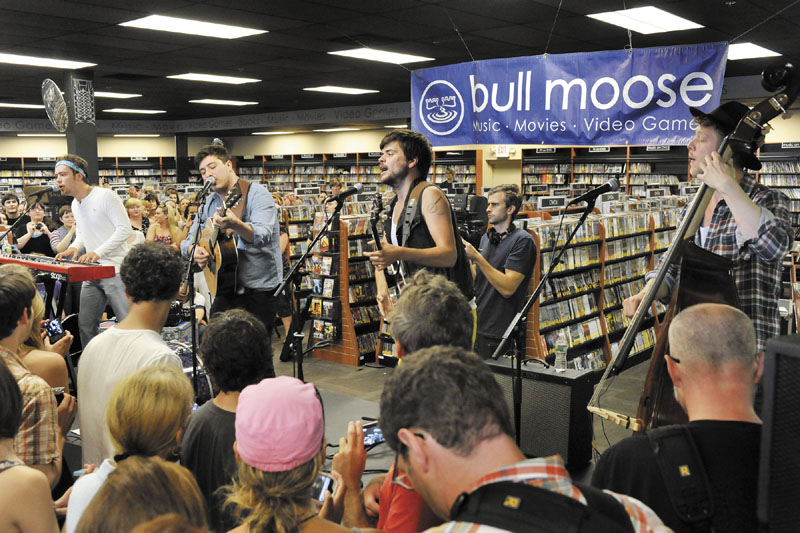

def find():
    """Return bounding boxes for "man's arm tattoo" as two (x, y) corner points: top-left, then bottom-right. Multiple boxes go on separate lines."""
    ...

(426, 195), (448, 216)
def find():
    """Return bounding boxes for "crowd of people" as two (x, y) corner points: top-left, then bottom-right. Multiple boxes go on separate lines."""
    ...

(0, 102), (788, 532)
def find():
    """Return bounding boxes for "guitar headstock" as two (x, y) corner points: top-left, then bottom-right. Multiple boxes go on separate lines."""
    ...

(221, 190), (243, 215)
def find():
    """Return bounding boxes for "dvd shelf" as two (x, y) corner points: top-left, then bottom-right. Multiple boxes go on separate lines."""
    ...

(432, 149), (482, 194)
(756, 143), (800, 232)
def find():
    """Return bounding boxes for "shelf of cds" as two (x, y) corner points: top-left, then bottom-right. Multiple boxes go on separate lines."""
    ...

(756, 143), (800, 232)
(431, 149), (482, 194)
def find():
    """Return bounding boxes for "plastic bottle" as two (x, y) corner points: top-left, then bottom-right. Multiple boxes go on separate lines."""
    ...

(1, 235), (11, 255)
(554, 329), (569, 372)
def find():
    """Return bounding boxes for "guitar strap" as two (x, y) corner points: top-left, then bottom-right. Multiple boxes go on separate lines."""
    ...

(230, 178), (250, 221)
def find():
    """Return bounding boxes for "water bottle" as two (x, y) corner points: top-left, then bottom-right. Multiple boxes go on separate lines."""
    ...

(1, 235), (11, 255)
(554, 329), (568, 372)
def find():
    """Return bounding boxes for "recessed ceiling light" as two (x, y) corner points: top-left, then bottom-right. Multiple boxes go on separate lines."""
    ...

(17, 133), (65, 137)
(168, 73), (261, 85)
(103, 108), (167, 114)
(189, 99), (258, 106)
(252, 131), (295, 135)
(0, 103), (45, 109)
(587, 7), (702, 34)
(0, 52), (95, 69)
(313, 128), (361, 132)
(113, 134), (161, 137)
(95, 91), (142, 99)
(384, 124), (408, 128)
(119, 15), (266, 39)
(304, 86), (378, 95)
(728, 42), (781, 60)
(329, 48), (434, 64)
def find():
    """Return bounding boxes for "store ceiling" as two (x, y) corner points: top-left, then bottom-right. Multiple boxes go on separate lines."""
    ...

(0, 0), (799, 133)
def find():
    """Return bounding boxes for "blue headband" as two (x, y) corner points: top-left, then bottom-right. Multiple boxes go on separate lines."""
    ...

(55, 160), (86, 177)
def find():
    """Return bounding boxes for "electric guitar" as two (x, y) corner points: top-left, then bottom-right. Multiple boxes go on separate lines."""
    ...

(370, 194), (407, 293)
(199, 190), (242, 296)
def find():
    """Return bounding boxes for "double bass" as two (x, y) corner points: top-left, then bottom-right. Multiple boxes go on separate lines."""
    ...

(589, 61), (800, 431)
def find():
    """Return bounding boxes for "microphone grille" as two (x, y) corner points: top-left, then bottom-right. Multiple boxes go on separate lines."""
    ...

(354, 183), (364, 192)
(608, 178), (620, 192)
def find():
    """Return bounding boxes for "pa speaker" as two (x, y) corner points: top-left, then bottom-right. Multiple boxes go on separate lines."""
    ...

(758, 335), (800, 532)
(486, 358), (596, 466)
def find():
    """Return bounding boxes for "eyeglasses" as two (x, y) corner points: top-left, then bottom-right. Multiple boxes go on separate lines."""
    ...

(666, 353), (681, 364)
(392, 432), (425, 490)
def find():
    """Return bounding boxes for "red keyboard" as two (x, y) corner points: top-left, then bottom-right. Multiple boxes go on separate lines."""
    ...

(0, 254), (115, 282)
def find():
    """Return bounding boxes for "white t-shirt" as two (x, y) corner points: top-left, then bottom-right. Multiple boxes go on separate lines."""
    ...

(64, 458), (116, 533)
(77, 327), (181, 466)
(70, 187), (132, 270)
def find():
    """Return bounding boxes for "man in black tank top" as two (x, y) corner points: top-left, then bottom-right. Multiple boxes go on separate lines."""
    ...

(366, 129), (473, 316)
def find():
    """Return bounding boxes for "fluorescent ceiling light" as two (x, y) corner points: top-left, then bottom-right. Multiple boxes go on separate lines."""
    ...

(168, 73), (261, 85)
(252, 131), (295, 135)
(113, 134), (161, 137)
(384, 124), (408, 128)
(103, 108), (167, 114)
(119, 15), (266, 39)
(17, 133), (65, 137)
(313, 128), (361, 132)
(329, 47), (434, 64)
(95, 91), (142, 99)
(304, 86), (378, 95)
(587, 7), (702, 34)
(0, 103), (45, 109)
(728, 42), (781, 60)
(189, 98), (258, 106)
(0, 52), (95, 69)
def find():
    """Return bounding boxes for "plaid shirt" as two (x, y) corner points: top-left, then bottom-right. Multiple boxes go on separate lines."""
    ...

(426, 456), (668, 533)
(0, 345), (60, 466)
(647, 172), (792, 351)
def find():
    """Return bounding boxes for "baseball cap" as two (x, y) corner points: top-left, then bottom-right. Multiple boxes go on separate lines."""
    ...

(235, 376), (324, 472)
(689, 102), (762, 170)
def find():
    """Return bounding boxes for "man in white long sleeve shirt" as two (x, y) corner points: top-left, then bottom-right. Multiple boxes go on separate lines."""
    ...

(55, 154), (132, 346)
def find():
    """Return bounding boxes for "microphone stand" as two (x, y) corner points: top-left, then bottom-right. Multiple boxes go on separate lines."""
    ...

(276, 201), (344, 383)
(491, 197), (597, 446)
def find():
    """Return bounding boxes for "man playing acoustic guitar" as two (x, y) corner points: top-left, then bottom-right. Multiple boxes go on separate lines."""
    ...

(181, 144), (282, 334)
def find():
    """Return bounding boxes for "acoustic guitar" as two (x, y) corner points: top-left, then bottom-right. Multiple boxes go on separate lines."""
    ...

(199, 190), (242, 296)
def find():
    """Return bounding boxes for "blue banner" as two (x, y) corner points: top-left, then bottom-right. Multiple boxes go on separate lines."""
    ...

(411, 43), (727, 146)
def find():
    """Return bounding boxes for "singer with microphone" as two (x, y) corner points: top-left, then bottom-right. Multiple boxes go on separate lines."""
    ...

(181, 143), (282, 335)
(461, 185), (536, 359)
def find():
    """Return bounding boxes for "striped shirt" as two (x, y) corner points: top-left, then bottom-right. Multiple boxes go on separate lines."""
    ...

(426, 456), (668, 533)
(0, 345), (60, 466)
(646, 172), (793, 350)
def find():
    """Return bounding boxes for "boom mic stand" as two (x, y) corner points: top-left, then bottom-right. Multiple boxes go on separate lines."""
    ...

(275, 200), (344, 382)
(491, 197), (598, 446)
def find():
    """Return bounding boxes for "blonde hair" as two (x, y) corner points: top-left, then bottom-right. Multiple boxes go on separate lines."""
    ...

(106, 365), (193, 459)
(21, 291), (45, 351)
(76, 456), (207, 532)
(223, 451), (324, 533)
(153, 204), (182, 245)
(125, 198), (145, 209)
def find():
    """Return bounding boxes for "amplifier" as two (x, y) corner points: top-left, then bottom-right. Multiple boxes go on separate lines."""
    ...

(486, 357), (597, 466)
(758, 335), (800, 532)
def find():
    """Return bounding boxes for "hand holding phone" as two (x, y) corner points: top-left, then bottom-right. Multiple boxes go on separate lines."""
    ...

(311, 472), (334, 502)
(45, 318), (67, 344)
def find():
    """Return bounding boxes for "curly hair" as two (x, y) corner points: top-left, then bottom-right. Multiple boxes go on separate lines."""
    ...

(379, 345), (513, 457)
(194, 144), (231, 168)
(200, 309), (275, 392)
(380, 129), (433, 180)
(120, 243), (183, 303)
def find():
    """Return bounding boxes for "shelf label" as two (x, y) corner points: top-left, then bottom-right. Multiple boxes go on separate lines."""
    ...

(538, 196), (568, 209)
(130, 156), (148, 161)
(646, 145), (670, 152)
(646, 188), (667, 198)
(242, 155), (255, 160)
(527, 184), (547, 192)
(588, 146), (611, 153)
(599, 192), (620, 202)
(300, 154), (315, 159)
(332, 153), (347, 158)
(362, 184), (378, 193)
(0, 157), (6, 162)
(551, 187), (570, 196)
(683, 186), (699, 195)
(271, 155), (284, 159)
(368, 152), (382, 157)
(37, 157), (56, 161)
(535, 147), (556, 154)
(781, 142), (800, 149)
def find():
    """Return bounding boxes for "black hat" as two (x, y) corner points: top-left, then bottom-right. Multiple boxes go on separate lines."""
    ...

(689, 102), (762, 171)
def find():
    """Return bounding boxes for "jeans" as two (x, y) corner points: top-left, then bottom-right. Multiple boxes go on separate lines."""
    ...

(210, 290), (276, 336)
(79, 275), (130, 347)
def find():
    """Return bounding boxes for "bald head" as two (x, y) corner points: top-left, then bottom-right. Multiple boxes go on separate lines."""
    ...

(668, 303), (756, 369)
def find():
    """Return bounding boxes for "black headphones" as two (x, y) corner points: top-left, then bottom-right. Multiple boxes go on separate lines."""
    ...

(488, 223), (515, 245)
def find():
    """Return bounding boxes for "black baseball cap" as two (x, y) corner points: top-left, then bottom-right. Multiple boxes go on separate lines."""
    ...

(689, 102), (762, 170)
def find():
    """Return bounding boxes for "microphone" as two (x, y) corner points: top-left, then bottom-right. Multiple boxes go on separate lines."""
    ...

(27, 183), (59, 199)
(325, 183), (363, 204)
(568, 178), (620, 206)
(197, 177), (216, 200)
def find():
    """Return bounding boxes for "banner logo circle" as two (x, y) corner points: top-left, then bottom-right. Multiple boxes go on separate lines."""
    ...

(419, 80), (464, 136)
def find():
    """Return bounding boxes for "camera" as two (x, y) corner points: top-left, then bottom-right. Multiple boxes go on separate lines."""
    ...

(311, 473), (334, 502)
(36, 223), (44, 231)
(450, 194), (488, 249)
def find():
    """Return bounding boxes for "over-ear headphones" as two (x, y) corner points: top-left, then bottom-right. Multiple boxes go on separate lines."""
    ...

(488, 223), (515, 245)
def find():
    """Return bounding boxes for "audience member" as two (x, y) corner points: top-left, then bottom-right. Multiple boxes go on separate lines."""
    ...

(439, 167), (456, 193)
(181, 309), (274, 531)
(147, 204), (184, 251)
(144, 192), (160, 219)
(222, 376), (352, 533)
(2, 192), (30, 233)
(77, 243), (183, 466)
(126, 198), (150, 236)
(66, 365), (194, 533)
(128, 184), (142, 199)
(592, 303), (763, 532)
(18, 291), (72, 390)
(131, 513), (207, 533)
(379, 346), (666, 532)
(13, 201), (56, 256)
(0, 264), (75, 488)
(0, 360), (60, 532)
(166, 188), (179, 205)
(50, 205), (77, 254)
(75, 456), (207, 533)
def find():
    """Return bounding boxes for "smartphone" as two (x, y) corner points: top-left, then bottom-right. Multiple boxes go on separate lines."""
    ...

(45, 318), (66, 343)
(364, 425), (385, 447)
(311, 472), (334, 502)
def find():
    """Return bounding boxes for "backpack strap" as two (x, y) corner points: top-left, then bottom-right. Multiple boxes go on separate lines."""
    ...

(450, 480), (634, 533)
(646, 425), (715, 532)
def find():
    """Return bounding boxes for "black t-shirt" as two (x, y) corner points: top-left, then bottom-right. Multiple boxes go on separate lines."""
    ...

(591, 420), (761, 532)
(475, 227), (536, 338)
(8, 214), (31, 239)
